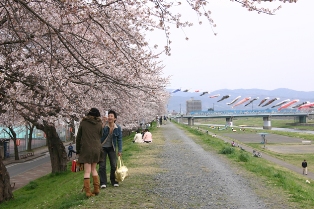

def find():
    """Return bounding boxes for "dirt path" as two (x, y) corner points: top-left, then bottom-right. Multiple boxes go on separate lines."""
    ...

(151, 123), (298, 208)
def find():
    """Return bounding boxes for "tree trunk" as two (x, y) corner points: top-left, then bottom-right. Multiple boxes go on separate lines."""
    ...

(27, 124), (34, 151)
(42, 123), (67, 173)
(0, 154), (14, 203)
(8, 127), (19, 160)
(13, 141), (19, 161)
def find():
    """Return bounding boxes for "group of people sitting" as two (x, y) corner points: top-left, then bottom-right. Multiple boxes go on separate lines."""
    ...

(133, 129), (152, 143)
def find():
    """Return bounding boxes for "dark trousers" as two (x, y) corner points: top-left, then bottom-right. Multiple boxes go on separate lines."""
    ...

(99, 147), (118, 186)
(68, 150), (76, 158)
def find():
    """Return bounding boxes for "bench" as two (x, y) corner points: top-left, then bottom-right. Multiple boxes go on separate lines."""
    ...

(19, 153), (28, 159)
(302, 141), (311, 145)
(19, 151), (34, 159)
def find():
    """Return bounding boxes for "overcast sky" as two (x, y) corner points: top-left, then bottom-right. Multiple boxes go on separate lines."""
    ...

(149, 1), (314, 92)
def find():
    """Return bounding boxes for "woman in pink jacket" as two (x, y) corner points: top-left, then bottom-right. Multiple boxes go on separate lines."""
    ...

(143, 129), (152, 143)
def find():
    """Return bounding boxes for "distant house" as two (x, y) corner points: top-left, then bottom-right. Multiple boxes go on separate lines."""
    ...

(186, 98), (202, 114)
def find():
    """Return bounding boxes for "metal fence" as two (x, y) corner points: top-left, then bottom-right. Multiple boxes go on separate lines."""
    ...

(7, 138), (47, 157)
(0, 124), (71, 157)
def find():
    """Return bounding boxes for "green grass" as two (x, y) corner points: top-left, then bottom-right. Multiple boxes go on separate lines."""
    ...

(247, 142), (314, 173)
(2, 122), (170, 209)
(3, 119), (314, 208)
(200, 118), (314, 172)
(3, 171), (85, 208)
(175, 122), (314, 208)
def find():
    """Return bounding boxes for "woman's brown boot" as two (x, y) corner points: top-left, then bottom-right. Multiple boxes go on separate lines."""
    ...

(83, 178), (95, 197)
(92, 176), (100, 195)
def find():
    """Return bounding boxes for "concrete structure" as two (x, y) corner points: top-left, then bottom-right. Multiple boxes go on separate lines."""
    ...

(263, 116), (271, 129)
(186, 98), (202, 114)
(226, 117), (233, 127)
(299, 115), (307, 123)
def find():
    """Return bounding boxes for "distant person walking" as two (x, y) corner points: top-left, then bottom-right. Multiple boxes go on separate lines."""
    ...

(159, 116), (163, 126)
(67, 143), (77, 159)
(156, 115), (160, 127)
(302, 159), (308, 175)
(76, 108), (104, 197)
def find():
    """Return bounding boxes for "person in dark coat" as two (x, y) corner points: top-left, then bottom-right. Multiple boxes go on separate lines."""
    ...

(99, 110), (123, 188)
(159, 116), (162, 125)
(302, 159), (308, 175)
(76, 108), (104, 197)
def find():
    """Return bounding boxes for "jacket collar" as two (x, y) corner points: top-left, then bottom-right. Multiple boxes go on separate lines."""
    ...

(105, 123), (118, 129)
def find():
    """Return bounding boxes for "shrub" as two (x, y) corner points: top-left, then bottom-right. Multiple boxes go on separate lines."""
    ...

(238, 152), (250, 162)
(219, 146), (235, 154)
(24, 181), (38, 190)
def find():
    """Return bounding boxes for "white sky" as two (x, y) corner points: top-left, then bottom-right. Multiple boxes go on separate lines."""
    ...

(149, 0), (314, 92)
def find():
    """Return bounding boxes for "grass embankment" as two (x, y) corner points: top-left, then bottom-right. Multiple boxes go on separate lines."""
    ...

(197, 117), (314, 172)
(176, 121), (314, 208)
(2, 124), (168, 209)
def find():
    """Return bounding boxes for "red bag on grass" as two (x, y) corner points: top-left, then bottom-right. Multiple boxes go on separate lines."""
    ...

(71, 160), (77, 172)
(71, 159), (84, 172)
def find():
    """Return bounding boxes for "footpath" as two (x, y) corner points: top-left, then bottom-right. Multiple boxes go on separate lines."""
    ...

(3, 125), (314, 192)
(3, 142), (73, 191)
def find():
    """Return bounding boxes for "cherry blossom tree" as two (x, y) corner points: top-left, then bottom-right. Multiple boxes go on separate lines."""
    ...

(1, 0), (170, 178)
(0, 0), (299, 125)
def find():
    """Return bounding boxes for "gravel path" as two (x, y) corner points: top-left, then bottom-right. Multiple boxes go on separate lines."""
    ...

(151, 123), (292, 209)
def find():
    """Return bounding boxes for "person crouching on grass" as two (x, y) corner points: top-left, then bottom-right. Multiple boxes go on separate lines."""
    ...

(143, 129), (153, 143)
(76, 108), (104, 197)
(99, 109), (123, 188)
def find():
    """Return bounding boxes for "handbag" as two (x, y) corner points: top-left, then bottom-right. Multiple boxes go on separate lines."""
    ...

(115, 156), (128, 182)
(71, 159), (84, 172)
(71, 159), (77, 172)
